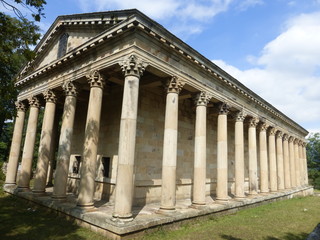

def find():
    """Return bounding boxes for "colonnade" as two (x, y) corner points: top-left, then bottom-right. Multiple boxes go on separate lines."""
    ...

(4, 54), (309, 222)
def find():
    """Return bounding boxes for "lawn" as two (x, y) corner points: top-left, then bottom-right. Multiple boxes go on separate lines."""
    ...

(0, 181), (319, 240)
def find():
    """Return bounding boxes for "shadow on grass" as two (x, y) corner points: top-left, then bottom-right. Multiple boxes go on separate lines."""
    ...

(220, 232), (308, 240)
(0, 190), (90, 240)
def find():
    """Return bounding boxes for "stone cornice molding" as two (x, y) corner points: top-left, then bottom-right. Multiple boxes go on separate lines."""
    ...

(63, 81), (79, 97)
(234, 110), (246, 122)
(28, 96), (40, 108)
(194, 91), (212, 106)
(86, 70), (105, 88)
(218, 102), (230, 115)
(165, 76), (185, 94)
(15, 101), (27, 112)
(120, 54), (148, 78)
(43, 89), (57, 103)
(248, 117), (259, 128)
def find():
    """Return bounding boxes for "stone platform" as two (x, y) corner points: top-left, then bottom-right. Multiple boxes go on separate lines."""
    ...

(5, 186), (314, 240)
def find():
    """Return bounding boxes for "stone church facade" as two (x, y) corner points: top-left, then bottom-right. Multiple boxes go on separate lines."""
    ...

(4, 9), (312, 236)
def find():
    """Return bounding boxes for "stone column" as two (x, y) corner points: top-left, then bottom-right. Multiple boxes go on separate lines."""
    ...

(289, 137), (296, 187)
(248, 117), (259, 195)
(4, 101), (27, 188)
(158, 76), (184, 212)
(234, 110), (246, 198)
(276, 131), (285, 191)
(17, 96), (40, 190)
(283, 134), (291, 189)
(302, 142), (309, 186)
(52, 81), (78, 199)
(216, 102), (230, 201)
(259, 123), (269, 193)
(294, 139), (301, 187)
(77, 70), (105, 208)
(268, 127), (277, 192)
(33, 90), (57, 194)
(192, 92), (211, 206)
(113, 55), (147, 220)
(298, 141), (305, 186)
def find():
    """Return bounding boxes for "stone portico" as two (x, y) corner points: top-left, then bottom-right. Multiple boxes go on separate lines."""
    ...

(4, 9), (312, 239)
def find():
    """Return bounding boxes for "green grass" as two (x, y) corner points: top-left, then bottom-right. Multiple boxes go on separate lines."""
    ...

(140, 196), (320, 240)
(1, 181), (319, 240)
(0, 181), (106, 240)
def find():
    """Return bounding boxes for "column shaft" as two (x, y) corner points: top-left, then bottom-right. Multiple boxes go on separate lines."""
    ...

(18, 97), (40, 190)
(234, 112), (245, 198)
(160, 92), (179, 210)
(53, 82), (77, 199)
(259, 124), (269, 193)
(248, 118), (258, 195)
(303, 144), (308, 185)
(289, 138), (296, 187)
(113, 74), (140, 217)
(276, 132), (284, 190)
(294, 140), (301, 187)
(33, 90), (57, 193)
(5, 102), (26, 187)
(216, 103), (229, 201)
(283, 136), (291, 189)
(298, 142), (305, 186)
(77, 71), (104, 207)
(192, 92), (210, 205)
(268, 129), (277, 192)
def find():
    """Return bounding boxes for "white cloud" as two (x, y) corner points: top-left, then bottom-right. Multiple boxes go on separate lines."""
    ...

(77, 0), (234, 38)
(237, 0), (264, 11)
(213, 11), (320, 133)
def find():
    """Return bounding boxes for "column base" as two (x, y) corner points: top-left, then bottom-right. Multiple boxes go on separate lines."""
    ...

(52, 194), (67, 201)
(32, 189), (46, 196)
(112, 213), (133, 223)
(16, 187), (31, 193)
(3, 183), (17, 191)
(190, 202), (206, 209)
(157, 206), (176, 214)
(248, 190), (258, 195)
(234, 195), (246, 199)
(76, 202), (95, 210)
(215, 196), (231, 203)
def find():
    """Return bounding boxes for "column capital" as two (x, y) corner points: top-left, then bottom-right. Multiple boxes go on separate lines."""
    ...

(294, 138), (299, 144)
(234, 110), (246, 122)
(218, 102), (230, 115)
(165, 76), (185, 94)
(28, 96), (40, 108)
(43, 89), (57, 103)
(248, 117), (259, 128)
(15, 101), (27, 112)
(302, 142), (307, 147)
(298, 140), (304, 146)
(276, 131), (283, 139)
(120, 54), (148, 78)
(288, 136), (294, 143)
(283, 134), (289, 141)
(269, 127), (277, 136)
(63, 81), (79, 96)
(194, 91), (212, 106)
(86, 70), (105, 88)
(259, 122), (269, 132)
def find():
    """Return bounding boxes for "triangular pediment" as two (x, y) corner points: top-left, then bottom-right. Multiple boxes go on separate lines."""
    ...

(19, 9), (139, 77)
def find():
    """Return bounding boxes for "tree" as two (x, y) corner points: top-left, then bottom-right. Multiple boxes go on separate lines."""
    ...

(0, 0), (46, 21)
(306, 133), (320, 189)
(0, 0), (46, 138)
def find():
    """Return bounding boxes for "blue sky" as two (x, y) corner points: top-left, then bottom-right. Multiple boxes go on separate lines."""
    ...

(2, 0), (320, 134)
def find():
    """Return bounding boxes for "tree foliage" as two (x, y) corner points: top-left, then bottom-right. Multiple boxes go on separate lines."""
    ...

(0, 0), (46, 21)
(306, 133), (320, 189)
